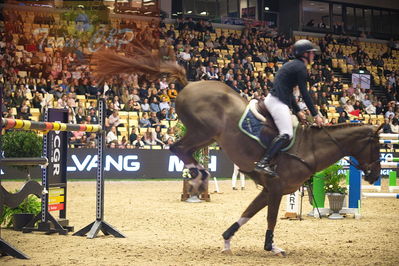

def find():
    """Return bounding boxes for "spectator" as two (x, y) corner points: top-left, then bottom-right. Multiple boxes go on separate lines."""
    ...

(129, 126), (138, 144)
(166, 107), (178, 121)
(149, 111), (161, 127)
(106, 126), (118, 144)
(139, 112), (151, 128)
(150, 97), (161, 113)
(141, 98), (151, 112)
(132, 134), (145, 148)
(108, 110), (121, 127)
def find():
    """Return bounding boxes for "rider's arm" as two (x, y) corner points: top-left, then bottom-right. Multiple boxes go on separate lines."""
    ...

(297, 67), (318, 117)
(291, 94), (301, 114)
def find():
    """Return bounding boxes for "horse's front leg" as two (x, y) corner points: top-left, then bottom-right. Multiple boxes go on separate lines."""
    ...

(170, 132), (213, 194)
(264, 179), (286, 256)
(222, 188), (269, 254)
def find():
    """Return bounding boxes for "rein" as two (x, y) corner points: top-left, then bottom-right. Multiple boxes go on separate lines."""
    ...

(321, 126), (380, 176)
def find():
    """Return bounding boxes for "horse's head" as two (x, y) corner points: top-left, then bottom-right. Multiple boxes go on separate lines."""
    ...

(356, 126), (381, 184)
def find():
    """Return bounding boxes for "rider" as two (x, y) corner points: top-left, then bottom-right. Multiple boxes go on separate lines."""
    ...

(255, 39), (324, 176)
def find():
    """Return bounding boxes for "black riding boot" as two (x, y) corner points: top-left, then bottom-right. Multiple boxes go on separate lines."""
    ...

(255, 134), (290, 177)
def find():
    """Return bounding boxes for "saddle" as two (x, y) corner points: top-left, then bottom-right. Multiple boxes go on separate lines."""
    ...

(238, 99), (298, 150)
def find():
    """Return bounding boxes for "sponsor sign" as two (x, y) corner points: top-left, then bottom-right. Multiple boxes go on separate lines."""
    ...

(66, 148), (233, 179)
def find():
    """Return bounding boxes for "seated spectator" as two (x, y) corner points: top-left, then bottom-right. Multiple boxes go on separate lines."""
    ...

(163, 137), (175, 149)
(329, 118), (338, 125)
(18, 99), (31, 120)
(75, 107), (85, 124)
(89, 109), (99, 124)
(362, 95), (372, 108)
(67, 93), (77, 108)
(57, 94), (68, 109)
(338, 111), (349, 123)
(344, 100), (354, 113)
(365, 101), (377, 114)
(157, 108), (168, 121)
(106, 126), (118, 144)
(31, 92), (43, 109)
(141, 98), (150, 112)
(163, 127), (176, 143)
(149, 111), (162, 127)
(207, 67), (218, 80)
(120, 136), (129, 147)
(382, 118), (393, 133)
(129, 126), (138, 144)
(108, 110), (121, 127)
(166, 107), (178, 121)
(167, 83), (178, 102)
(385, 106), (395, 118)
(123, 99), (136, 112)
(112, 95), (121, 111)
(144, 128), (163, 146)
(150, 98), (161, 113)
(160, 77), (169, 90)
(159, 97), (170, 111)
(353, 100), (363, 111)
(139, 112), (151, 128)
(50, 84), (64, 99)
(132, 134), (145, 148)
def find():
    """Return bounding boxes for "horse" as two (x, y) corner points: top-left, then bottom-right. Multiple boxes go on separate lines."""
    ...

(93, 48), (381, 256)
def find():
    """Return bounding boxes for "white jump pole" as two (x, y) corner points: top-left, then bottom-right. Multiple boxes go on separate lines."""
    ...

(380, 140), (399, 144)
(380, 133), (399, 140)
(362, 193), (399, 199)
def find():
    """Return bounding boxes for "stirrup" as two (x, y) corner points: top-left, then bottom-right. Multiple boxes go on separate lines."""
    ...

(263, 165), (278, 177)
(255, 163), (278, 177)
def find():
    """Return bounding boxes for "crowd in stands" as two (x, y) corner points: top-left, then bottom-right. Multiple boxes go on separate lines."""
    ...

(1, 8), (399, 150)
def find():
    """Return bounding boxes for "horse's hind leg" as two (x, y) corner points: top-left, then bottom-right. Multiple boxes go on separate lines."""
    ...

(222, 189), (269, 254)
(170, 130), (214, 193)
(264, 180), (285, 256)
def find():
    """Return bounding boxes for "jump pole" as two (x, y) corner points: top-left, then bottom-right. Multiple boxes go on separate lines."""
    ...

(362, 193), (399, 199)
(73, 98), (125, 239)
(379, 133), (399, 140)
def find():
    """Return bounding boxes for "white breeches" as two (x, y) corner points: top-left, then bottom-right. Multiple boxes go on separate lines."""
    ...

(263, 94), (293, 138)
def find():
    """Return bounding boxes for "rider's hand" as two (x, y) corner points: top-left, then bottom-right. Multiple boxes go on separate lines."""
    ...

(296, 111), (307, 123)
(314, 115), (324, 127)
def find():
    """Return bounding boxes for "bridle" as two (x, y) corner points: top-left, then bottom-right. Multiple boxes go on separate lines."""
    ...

(322, 127), (380, 179)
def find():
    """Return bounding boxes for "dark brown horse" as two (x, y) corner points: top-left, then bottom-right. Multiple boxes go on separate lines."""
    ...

(94, 48), (381, 256)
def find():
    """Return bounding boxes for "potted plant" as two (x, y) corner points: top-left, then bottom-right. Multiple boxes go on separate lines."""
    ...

(322, 163), (348, 220)
(1, 130), (43, 229)
(0, 194), (41, 230)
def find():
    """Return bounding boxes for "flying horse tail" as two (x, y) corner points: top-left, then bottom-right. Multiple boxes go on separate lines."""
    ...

(92, 46), (188, 87)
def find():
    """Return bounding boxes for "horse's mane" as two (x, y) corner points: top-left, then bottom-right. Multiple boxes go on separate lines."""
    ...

(92, 44), (188, 86)
(323, 122), (366, 129)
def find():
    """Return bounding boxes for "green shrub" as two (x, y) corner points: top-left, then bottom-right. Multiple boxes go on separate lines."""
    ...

(0, 194), (41, 228)
(1, 130), (43, 175)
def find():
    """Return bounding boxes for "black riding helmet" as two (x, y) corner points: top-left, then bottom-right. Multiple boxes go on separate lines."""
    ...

(293, 39), (319, 59)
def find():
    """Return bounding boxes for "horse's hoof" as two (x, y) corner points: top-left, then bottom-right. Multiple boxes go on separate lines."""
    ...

(271, 246), (287, 257)
(221, 249), (233, 255)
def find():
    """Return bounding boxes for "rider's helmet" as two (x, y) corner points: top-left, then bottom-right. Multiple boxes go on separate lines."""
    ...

(293, 39), (319, 59)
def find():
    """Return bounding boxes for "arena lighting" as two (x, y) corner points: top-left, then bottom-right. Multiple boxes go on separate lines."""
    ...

(187, 10), (192, 14)
(264, 7), (270, 11)
(359, 70), (365, 73)
(200, 11), (207, 15)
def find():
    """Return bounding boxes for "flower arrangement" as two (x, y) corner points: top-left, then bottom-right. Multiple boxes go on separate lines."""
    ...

(0, 194), (41, 228)
(321, 163), (348, 195)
